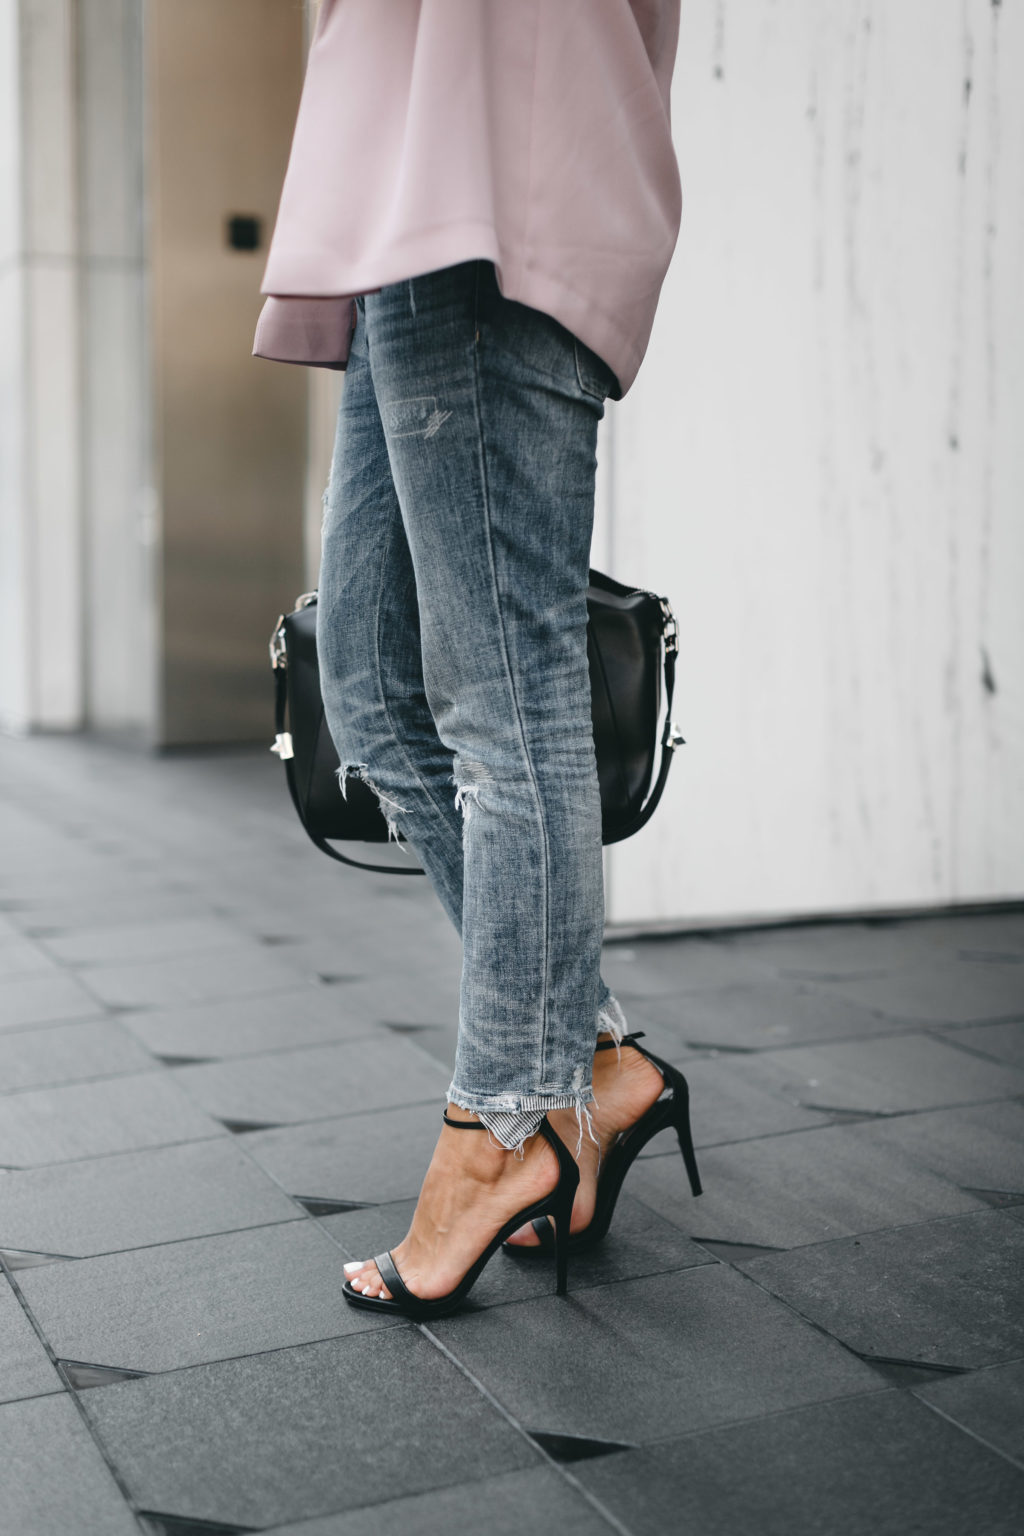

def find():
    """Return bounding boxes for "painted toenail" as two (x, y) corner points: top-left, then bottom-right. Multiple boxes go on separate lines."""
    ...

(343, 1261), (362, 1274)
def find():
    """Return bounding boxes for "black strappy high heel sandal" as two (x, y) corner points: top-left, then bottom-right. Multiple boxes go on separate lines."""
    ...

(341, 1111), (580, 1320)
(504, 1032), (702, 1259)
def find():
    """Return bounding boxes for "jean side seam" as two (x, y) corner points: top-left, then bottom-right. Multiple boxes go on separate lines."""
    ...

(469, 283), (553, 1076)
(364, 419), (465, 869)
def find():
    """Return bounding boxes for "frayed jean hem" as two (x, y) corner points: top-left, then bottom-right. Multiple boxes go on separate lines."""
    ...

(447, 1085), (597, 1155)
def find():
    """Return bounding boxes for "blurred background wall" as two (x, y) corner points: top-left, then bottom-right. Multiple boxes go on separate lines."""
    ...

(0, 0), (307, 748)
(1, 0), (1021, 927)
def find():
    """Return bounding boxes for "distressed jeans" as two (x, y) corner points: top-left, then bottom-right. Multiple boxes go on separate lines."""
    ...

(317, 262), (626, 1148)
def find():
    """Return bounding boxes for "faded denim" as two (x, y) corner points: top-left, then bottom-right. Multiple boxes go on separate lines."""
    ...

(317, 261), (626, 1144)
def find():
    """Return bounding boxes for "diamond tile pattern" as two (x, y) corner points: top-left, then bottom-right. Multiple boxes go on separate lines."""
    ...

(19, 1222), (390, 1372)
(432, 1266), (880, 1443)
(0, 1019), (155, 1094)
(742, 1211), (1024, 1368)
(767, 1032), (1024, 1114)
(81, 945), (310, 1011)
(917, 1359), (1024, 1466)
(121, 989), (375, 1060)
(813, 961), (1024, 1025)
(83, 1331), (536, 1527)
(244, 1102), (445, 1205)
(170, 1038), (450, 1125)
(0, 1138), (301, 1257)
(0, 1072), (223, 1168)
(577, 1391), (1024, 1536)
(0, 1278), (62, 1403)
(0, 972), (104, 1031)
(265, 1467), (604, 1536)
(939, 1019), (1024, 1071)
(2, 735), (1023, 1535)
(640, 979), (897, 1050)
(631, 1121), (987, 1249)
(0, 1393), (140, 1535)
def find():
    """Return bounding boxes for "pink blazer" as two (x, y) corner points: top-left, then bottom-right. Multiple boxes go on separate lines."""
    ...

(254, 0), (681, 396)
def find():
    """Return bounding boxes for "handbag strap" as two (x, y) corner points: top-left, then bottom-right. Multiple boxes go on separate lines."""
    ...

(273, 663), (425, 876)
(600, 597), (685, 847)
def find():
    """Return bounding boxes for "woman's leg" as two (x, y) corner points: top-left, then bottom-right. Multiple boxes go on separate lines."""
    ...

(322, 266), (648, 1295)
(318, 295), (625, 1034)
(363, 262), (606, 1137)
(317, 301), (466, 929)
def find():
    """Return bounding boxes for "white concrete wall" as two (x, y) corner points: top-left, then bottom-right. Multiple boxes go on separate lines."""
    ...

(78, 0), (155, 739)
(603, 0), (1024, 926)
(0, 0), (83, 733)
(0, 1), (29, 729)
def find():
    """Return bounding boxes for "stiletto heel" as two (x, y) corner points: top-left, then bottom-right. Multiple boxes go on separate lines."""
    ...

(673, 1081), (702, 1197)
(342, 1111), (579, 1319)
(503, 1032), (702, 1260)
(550, 1175), (575, 1295)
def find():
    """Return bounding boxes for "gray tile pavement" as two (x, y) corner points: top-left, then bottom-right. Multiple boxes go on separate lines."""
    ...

(16, 891), (206, 935)
(636, 977), (901, 1049)
(0, 1071), (224, 1168)
(1, 733), (1022, 1534)
(119, 988), (377, 1059)
(243, 1101), (456, 1205)
(938, 1018), (1024, 1070)
(264, 1467), (607, 1536)
(0, 1018), (155, 1093)
(764, 1030), (1024, 1114)
(0, 934), (60, 979)
(630, 1120), (989, 1248)
(432, 1265), (881, 1444)
(81, 944), (313, 1011)
(0, 1138), (302, 1257)
(576, 1392), (1024, 1536)
(674, 1051), (837, 1144)
(0, 1278), (62, 1404)
(0, 1394), (140, 1536)
(918, 1359), (1024, 1465)
(838, 1099), (1024, 1192)
(813, 960), (1024, 1025)
(742, 1211), (1024, 1369)
(709, 912), (1024, 976)
(169, 1036), (450, 1125)
(599, 937), (775, 998)
(0, 971), (105, 1030)
(18, 1220), (393, 1373)
(40, 915), (250, 968)
(82, 1331), (537, 1528)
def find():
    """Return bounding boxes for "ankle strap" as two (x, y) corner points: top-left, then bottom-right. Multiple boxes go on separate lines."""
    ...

(595, 1031), (646, 1052)
(442, 1109), (487, 1128)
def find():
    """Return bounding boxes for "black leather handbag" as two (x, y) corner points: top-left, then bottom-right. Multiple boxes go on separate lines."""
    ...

(269, 568), (683, 874)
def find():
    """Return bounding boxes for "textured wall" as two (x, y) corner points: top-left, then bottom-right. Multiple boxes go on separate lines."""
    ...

(78, 0), (154, 738)
(604, 0), (1024, 925)
(0, 0), (83, 732)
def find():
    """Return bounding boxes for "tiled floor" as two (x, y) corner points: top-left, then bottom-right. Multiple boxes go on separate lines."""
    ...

(1, 734), (1023, 1535)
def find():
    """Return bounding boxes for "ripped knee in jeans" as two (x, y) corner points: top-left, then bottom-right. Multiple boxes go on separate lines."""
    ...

(452, 760), (493, 824)
(338, 762), (409, 843)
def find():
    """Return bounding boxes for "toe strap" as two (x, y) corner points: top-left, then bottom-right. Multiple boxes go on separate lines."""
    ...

(374, 1250), (414, 1307)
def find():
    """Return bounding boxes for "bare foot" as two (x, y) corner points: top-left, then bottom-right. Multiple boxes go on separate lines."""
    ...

(343, 1106), (560, 1300)
(504, 1036), (665, 1246)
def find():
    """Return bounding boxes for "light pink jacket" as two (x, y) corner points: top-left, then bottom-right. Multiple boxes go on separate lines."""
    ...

(254, 0), (681, 396)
